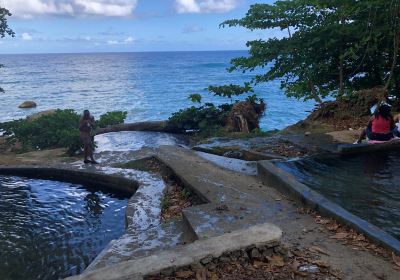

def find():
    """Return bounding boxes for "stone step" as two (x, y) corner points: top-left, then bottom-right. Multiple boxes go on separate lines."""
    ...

(182, 202), (280, 240)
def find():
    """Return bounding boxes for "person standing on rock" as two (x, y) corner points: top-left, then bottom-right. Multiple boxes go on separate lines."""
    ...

(79, 110), (98, 164)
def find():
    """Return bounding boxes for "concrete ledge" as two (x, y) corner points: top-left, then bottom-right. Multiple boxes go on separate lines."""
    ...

(65, 222), (282, 280)
(0, 166), (138, 195)
(338, 140), (400, 155)
(258, 160), (400, 255)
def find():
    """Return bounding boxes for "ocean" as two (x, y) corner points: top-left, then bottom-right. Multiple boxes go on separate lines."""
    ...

(0, 51), (315, 130)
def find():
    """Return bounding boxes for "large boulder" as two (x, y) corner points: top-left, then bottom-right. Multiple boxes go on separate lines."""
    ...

(18, 101), (37, 109)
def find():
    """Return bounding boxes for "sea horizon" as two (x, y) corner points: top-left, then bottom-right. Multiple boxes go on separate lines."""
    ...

(0, 49), (248, 56)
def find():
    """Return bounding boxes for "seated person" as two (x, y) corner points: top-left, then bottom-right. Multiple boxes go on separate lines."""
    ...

(356, 103), (395, 143)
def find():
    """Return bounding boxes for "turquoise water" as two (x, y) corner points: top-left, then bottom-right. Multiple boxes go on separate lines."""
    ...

(276, 152), (400, 239)
(0, 51), (315, 130)
(0, 176), (129, 280)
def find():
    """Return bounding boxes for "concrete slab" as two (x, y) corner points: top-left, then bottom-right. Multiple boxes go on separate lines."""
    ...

(65, 222), (282, 280)
(183, 202), (283, 240)
(338, 140), (400, 155)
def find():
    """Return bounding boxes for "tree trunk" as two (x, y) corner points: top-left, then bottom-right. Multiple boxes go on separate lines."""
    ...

(94, 121), (173, 135)
(385, 32), (400, 91)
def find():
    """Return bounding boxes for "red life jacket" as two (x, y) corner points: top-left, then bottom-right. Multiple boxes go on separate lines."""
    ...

(372, 116), (391, 133)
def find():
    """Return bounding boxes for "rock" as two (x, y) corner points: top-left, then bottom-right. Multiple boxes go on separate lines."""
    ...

(200, 255), (214, 265)
(18, 101), (37, 109)
(250, 248), (261, 259)
(26, 109), (56, 121)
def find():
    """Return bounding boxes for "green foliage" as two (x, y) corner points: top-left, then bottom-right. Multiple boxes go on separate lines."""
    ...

(0, 7), (14, 38)
(0, 109), (127, 155)
(207, 82), (253, 99)
(167, 103), (233, 135)
(188, 93), (202, 103)
(0, 6), (14, 93)
(97, 111), (127, 128)
(160, 195), (171, 211)
(0, 109), (81, 154)
(181, 188), (192, 200)
(220, 1), (400, 101)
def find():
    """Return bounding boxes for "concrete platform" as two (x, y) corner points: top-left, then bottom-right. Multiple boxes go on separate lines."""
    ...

(338, 140), (400, 154)
(65, 223), (282, 280)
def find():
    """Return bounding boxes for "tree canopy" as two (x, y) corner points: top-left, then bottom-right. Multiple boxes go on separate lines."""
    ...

(0, 6), (14, 93)
(221, 0), (400, 102)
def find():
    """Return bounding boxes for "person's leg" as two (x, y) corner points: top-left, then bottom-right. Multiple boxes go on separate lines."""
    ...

(88, 141), (98, 164)
(356, 128), (367, 143)
(83, 144), (91, 163)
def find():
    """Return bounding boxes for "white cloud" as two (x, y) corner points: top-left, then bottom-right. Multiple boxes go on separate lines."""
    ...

(3, 0), (138, 18)
(182, 25), (204, 33)
(107, 40), (119, 45)
(21, 33), (33, 40)
(175, 0), (238, 14)
(107, 36), (135, 45)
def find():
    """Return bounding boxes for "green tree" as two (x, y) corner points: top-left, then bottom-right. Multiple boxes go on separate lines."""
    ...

(221, 0), (400, 102)
(0, 6), (15, 93)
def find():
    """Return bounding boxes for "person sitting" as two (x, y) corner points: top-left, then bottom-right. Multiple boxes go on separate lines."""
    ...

(393, 113), (400, 137)
(79, 110), (98, 164)
(356, 103), (395, 143)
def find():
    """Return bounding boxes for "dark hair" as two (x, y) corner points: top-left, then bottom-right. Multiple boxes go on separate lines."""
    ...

(374, 104), (392, 120)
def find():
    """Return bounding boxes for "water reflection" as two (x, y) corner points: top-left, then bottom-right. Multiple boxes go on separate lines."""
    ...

(277, 151), (400, 239)
(0, 176), (129, 280)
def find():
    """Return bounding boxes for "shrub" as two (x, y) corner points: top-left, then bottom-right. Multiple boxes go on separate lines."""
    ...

(167, 103), (233, 135)
(0, 109), (127, 155)
(97, 111), (127, 128)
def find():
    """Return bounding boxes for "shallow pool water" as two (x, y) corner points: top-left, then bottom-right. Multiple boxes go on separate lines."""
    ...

(0, 176), (129, 280)
(276, 151), (400, 240)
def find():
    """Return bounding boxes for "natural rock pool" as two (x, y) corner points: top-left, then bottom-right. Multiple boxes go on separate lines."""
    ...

(276, 151), (400, 240)
(0, 176), (129, 280)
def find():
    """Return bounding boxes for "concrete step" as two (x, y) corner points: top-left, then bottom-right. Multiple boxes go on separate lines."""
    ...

(182, 202), (281, 240)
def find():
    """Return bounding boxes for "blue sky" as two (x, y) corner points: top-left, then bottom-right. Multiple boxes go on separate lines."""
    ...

(0, 0), (278, 54)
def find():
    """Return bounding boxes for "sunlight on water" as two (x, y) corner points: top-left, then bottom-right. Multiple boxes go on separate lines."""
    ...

(0, 51), (315, 130)
(277, 151), (400, 239)
(0, 176), (129, 280)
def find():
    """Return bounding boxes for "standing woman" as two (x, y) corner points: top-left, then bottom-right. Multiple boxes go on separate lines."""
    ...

(356, 103), (395, 143)
(79, 110), (98, 164)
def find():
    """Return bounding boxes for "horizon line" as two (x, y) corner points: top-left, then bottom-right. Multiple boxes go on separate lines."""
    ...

(0, 49), (249, 56)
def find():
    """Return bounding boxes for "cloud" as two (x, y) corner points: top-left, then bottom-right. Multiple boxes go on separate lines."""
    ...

(124, 36), (134, 43)
(21, 33), (33, 40)
(174, 0), (238, 13)
(107, 36), (135, 45)
(3, 0), (138, 18)
(182, 26), (204, 33)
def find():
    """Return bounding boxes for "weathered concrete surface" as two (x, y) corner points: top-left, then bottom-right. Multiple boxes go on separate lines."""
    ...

(258, 160), (400, 255)
(0, 166), (138, 194)
(156, 145), (285, 238)
(338, 140), (400, 155)
(65, 223), (282, 280)
(154, 146), (400, 280)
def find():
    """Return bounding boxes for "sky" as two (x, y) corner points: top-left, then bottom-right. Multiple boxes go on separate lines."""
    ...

(0, 0), (278, 54)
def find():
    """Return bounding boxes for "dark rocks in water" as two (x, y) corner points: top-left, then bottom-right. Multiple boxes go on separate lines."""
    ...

(18, 101), (37, 108)
(225, 101), (266, 133)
